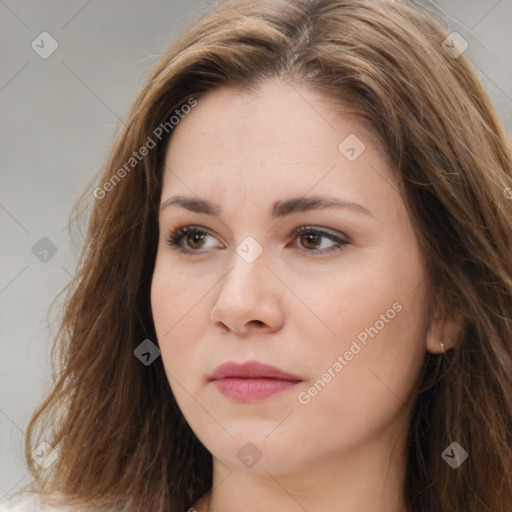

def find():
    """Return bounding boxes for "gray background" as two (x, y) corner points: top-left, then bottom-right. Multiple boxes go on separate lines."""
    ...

(1, 0), (511, 501)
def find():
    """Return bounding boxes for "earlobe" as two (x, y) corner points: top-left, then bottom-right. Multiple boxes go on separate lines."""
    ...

(426, 309), (463, 354)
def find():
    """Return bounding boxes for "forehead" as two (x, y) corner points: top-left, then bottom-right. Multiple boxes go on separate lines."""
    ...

(164, 80), (380, 165)
(160, 80), (399, 219)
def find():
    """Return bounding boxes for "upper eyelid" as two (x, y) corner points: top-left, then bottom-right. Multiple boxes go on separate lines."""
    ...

(167, 224), (345, 238)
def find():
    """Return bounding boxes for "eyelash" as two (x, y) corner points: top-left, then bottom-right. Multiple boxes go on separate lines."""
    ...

(164, 225), (350, 257)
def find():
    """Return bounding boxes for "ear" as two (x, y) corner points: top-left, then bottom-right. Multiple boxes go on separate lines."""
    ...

(425, 308), (463, 354)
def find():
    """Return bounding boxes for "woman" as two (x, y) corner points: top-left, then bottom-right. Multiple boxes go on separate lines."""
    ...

(2, 0), (511, 510)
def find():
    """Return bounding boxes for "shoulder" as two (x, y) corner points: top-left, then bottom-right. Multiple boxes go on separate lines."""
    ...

(0, 493), (74, 512)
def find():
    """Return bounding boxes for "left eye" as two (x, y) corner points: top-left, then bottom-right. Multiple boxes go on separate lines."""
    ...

(165, 225), (349, 256)
(292, 226), (348, 254)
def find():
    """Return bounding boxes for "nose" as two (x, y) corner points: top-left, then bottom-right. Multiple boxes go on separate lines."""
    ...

(210, 249), (285, 336)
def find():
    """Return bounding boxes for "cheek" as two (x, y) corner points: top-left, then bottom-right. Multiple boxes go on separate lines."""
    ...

(151, 259), (191, 363)
(300, 240), (427, 394)
(301, 246), (421, 343)
(151, 254), (200, 334)
(150, 262), (214, 433)
(151, 259), (176, 341)
(295, 294), (425, 449)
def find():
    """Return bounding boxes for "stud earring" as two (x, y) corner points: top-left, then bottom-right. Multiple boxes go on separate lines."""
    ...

(440, 339), (445, 353)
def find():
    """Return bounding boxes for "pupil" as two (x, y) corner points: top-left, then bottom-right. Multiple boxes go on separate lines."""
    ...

(303, 233), (319, 248)
(190, 233), (204, 247)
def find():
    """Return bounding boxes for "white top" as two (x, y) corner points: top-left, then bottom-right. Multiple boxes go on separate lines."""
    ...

(0, 494), (74, 512)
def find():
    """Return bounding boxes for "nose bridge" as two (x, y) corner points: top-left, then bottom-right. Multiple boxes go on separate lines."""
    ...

(222, 236), (269, 297)
(210, 234), (285, 333)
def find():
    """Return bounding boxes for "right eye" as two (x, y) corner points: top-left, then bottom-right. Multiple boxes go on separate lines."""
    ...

(165, 225), (221, 255)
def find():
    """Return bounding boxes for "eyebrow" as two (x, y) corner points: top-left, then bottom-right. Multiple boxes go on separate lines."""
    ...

(159, 194), (375, 218)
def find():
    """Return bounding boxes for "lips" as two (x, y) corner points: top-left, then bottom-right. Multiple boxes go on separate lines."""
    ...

(209, 361), (302, 381)
(209, 361), (302, 402)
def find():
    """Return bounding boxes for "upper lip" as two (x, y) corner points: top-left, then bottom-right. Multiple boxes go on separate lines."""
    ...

(209, 361), (302, 381)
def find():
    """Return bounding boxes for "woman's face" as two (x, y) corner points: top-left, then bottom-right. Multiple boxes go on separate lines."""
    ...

(151, 78), (433, 475)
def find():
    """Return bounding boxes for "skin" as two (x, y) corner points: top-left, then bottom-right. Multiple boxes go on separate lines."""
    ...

(150, 77), (457, 512)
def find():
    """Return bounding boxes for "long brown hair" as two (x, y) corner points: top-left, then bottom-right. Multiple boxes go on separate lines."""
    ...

(15, 0), (512, 510)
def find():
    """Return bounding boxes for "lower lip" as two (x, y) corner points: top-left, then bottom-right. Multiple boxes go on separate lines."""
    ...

(212, 378), (301, 402)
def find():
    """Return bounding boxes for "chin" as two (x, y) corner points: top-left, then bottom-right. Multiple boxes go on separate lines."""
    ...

(193, 428), (314, 475)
